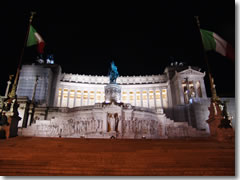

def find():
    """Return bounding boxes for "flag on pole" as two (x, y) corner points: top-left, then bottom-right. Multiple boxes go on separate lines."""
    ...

(200, 29), (234, 61)
(27, 25), (45, 54)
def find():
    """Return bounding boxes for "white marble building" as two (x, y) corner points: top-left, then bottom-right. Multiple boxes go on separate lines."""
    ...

(15, 63), (235, 139)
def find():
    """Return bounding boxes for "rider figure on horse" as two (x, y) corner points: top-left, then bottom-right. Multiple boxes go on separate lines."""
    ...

(109, 61), (119, 84)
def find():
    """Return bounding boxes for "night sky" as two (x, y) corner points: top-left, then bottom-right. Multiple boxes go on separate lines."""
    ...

(0, 1), (235, 97)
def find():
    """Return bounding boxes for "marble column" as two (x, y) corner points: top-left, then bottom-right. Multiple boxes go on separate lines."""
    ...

(160, 89), (164, 108)
(60, 88), (63, 107)
(134, 90), (136, 106)
(140, 90), (143, 107)
(87, 91), (90, 105)
(94, 91), (96, 104)
(178, 79), (185, 105)
(5, 81), (11, 97)
(127, 90), (130, 104)
(73, 90), (77, 107)
(167, 85), (172, 108)
(153, 89), (156, 108)
(102, 91), (104, 103)
(81, 90), (83, 106)
(147, 89), (150, 108)
(67, 89), (70, 107)
(193, 80), (198, 98)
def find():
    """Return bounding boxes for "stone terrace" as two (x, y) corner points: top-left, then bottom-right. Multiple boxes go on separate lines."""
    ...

(0, 137), (235, 176)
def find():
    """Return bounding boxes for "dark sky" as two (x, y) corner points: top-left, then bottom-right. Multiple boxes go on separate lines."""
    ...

(0, 1), (235, 97)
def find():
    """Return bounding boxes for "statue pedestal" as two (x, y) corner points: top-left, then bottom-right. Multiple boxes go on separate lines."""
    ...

(104, 84), (121, 103)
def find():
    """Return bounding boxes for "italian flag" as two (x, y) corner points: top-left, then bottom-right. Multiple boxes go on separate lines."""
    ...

(27, 25), (45, 54)
(200, 29), (234, 61)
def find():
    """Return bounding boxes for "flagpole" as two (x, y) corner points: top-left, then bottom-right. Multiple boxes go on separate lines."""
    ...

(9, 12), (36, 99)
(194, 16), (219, 101)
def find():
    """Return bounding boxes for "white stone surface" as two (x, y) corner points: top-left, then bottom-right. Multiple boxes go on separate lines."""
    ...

(104, 84), (121, 103)
(21, 102), (209, 139)
(61, 73), (167, 84)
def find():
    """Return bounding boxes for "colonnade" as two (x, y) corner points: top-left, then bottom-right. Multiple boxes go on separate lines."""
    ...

(57, 87), (168, 109)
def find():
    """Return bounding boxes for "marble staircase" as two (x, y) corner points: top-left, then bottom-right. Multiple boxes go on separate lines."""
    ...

(0, 136), (235, 176)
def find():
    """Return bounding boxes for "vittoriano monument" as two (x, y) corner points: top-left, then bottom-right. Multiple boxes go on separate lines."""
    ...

(13, 60), (235, 139)
(105, 61), (121, 103)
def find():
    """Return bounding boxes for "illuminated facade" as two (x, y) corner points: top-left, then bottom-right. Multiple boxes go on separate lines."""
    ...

(15, 64), (235, 139)
(56, 73), (171, 109)
(16, 64), (207, 110)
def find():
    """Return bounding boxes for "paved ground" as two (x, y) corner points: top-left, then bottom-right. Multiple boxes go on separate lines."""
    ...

(0, 136), (235, 176)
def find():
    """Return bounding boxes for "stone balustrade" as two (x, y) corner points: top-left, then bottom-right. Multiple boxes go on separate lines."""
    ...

(61, 73), (168, 84)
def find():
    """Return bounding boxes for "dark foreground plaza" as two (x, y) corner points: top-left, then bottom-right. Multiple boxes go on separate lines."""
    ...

(0, 136), (235, 176)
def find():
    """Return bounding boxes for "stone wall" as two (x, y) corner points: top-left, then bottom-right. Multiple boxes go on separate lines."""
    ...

(16, 64), (61, 106)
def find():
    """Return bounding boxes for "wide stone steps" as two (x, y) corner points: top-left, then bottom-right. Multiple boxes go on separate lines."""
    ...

(164, 118), (209, 138)
(0, 137), (234, 176)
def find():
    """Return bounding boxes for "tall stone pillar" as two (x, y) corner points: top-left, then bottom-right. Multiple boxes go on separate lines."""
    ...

(160, 89), (164, 108)
(5, 81), (11, 97)
(178, 79), (184, 105)
(87, 90), (90, 105)
(140, 90), (143, 107)
(127, 90), (129, 104)
(73, 90), (77, 107)
(167, 82), (173, 108)
(153, 89), (157, 108)
(147, 89), (150, 108)
(193, 80), (198, 98)
(81, 90), (83, 106)
(60, 88), (63, 107)
(67, 89), (70, 107)
(94, 91), (96, 104)
(134, 90), (136, 106)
